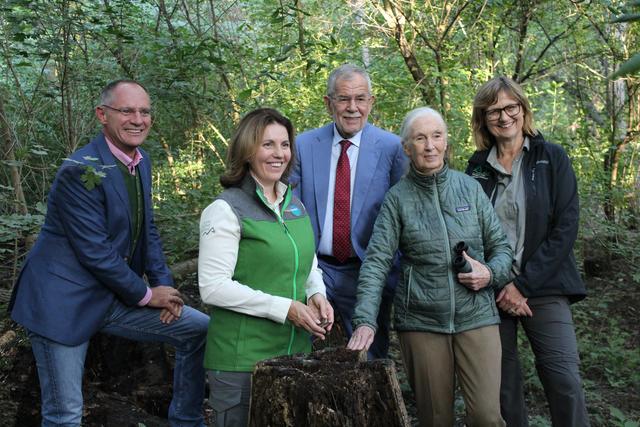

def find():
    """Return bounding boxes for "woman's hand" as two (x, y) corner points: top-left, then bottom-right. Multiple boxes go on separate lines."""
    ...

(496, 282), (533, 317)
(457, 251), (491, 291)
(307, 293), (334, 332)
(346, 325), (375, 351)
(287, 300), (328, 340)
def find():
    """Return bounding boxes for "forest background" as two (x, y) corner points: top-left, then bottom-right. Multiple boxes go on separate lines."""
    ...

(0, 0), (639, 426)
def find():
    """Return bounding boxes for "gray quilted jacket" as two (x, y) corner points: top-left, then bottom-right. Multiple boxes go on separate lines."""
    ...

(353, 164), (513, 334)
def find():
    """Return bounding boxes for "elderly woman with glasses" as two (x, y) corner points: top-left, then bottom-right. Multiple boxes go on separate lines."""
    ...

(348, 107), (513, 427)
(466, 76), (589, 426)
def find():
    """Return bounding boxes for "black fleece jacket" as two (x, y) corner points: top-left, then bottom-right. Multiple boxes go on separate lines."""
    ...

(466, 132), (586, 303)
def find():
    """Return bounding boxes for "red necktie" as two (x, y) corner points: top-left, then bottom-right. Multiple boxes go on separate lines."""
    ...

(333, 140), (352, 263)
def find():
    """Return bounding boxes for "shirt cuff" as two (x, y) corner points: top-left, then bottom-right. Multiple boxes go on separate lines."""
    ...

(137, 287), (152, 306)
(269, 296), (293, 324)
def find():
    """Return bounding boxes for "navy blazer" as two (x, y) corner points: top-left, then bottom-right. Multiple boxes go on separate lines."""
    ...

(10, 132), (173, 346)
(290, 122), (407, 260)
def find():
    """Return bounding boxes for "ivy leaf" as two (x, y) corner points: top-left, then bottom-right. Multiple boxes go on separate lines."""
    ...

(80, 166), (106, 191)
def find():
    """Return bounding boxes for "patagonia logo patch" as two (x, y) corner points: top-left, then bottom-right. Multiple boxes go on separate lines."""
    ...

(456, 205), (471, 212)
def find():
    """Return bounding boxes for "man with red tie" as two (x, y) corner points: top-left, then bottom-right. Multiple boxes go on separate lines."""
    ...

(290, 64), (407, 358)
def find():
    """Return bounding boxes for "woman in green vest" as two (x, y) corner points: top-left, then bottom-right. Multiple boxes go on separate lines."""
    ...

(198, 108), (334, 427)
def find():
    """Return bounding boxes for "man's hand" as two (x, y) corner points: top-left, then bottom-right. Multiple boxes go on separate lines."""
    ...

(457, 251), (491, 291)
(148, 286), (184, 320)
(307, 293), (334, 332)
(346, 325), (375, 351)
(287, 301), (327, 340)
(496, 282), (533, 317)
(159, 303), (183, 324)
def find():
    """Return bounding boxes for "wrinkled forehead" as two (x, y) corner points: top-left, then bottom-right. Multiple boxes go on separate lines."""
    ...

(334, 75), (371, 95)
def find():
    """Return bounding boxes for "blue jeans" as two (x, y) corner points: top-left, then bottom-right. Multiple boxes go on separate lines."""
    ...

(28, 300), (209, 427)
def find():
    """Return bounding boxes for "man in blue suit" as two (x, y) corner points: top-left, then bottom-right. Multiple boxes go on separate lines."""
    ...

(9, 80), (209, 426)
(290, 64), (407, 358)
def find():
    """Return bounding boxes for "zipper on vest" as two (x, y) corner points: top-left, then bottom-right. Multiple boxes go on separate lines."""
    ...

(281, 219), (300, 355)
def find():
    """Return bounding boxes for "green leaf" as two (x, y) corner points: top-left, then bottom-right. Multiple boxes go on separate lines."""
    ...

(609, 52), (640, 79)
(611, 13), (640, 23)
(2, 160), (22, 167)
(80, 165), (105, 191)
(610, 406), (626, 421)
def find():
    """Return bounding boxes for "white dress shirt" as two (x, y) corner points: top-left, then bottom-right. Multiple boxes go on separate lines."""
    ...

(317, 125), (362, 256)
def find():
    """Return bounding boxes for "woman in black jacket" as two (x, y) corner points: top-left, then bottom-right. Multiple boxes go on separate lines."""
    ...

(466, 76), (589, 427)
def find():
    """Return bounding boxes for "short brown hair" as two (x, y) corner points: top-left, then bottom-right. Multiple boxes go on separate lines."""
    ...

(220, 108), (296, 188)
(471, 76), (537, 151)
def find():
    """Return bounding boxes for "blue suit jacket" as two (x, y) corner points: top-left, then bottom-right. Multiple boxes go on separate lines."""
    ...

(10, 132), (173, 346)
(290, 122), (407, 261)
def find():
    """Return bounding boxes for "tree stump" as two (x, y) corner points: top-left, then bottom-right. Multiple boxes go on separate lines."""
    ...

(249, 347), (410, 427)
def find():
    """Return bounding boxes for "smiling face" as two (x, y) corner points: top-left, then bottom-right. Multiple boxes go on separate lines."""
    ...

(249, 123), (291, 190)
(403, 114), (447, 176)
(96, 82), (151, 157)
(485, 91), (524, 144)
(324, 73), (374, 138)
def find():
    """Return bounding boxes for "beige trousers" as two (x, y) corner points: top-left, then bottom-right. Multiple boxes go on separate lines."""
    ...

(399, 325), (505, 427)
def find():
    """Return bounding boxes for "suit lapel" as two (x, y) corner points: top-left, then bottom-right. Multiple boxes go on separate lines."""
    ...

(95, 133), (132, 228)
(312, 126), (333, 234)
(352, 124), (381, 228)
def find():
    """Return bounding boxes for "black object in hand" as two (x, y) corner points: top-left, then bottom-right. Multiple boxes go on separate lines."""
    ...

(452, 241), (473, 273)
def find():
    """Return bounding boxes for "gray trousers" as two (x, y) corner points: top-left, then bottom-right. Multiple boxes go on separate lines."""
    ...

(208, 371), (252, 427)
(499, 296), (590, 426)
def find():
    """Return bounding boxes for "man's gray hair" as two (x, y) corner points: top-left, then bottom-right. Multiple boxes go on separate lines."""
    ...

(326, 64), (372, 97)
(399, 107), (448, 143)
(99, 79), (147, 106)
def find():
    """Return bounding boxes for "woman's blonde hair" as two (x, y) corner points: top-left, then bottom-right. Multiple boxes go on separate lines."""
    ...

(220, 108), (295, 188)
(471, 76), (537, 151)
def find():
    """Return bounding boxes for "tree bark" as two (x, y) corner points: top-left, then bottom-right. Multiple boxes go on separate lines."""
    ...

(0, 95), (27, 216)
(378, 0), (435, 105)
(249, 347), (410, 427)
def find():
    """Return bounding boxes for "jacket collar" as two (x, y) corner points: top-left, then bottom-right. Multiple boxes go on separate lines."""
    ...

(468, 131), (545, 169)
(407, 162), (449, 189)
(238, 173), (291, 214)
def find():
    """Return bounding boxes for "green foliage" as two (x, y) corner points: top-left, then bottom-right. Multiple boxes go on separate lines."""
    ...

(610, 0), (640, 78)
(610, 406), (640, 427)
(0, 210), (44, 251)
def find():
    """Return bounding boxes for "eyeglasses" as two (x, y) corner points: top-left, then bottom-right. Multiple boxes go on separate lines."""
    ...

(485, 103), (520, 121)
(101, 104), (152, 117)
(330, 95), (372, 107)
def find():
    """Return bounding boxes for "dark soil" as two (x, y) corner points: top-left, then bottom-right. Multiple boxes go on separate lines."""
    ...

(0, 259), (638, 426)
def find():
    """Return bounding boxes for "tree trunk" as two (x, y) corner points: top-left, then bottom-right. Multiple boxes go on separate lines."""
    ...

(249, 347), (410, 427)
(379, 0), (435, 106)
(0, 95), (27, 216)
